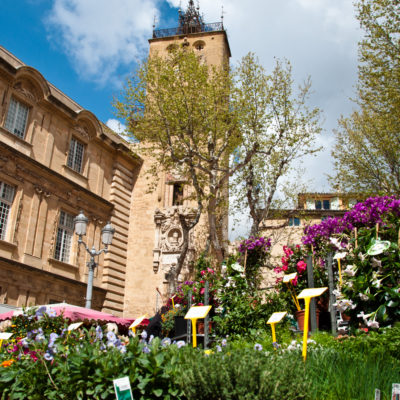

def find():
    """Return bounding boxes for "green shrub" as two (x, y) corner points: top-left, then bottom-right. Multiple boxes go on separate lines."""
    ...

(177, 346), (309, 400)
(312, 325), (400, 361)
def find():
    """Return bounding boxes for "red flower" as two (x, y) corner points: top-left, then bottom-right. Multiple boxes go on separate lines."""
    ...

(296, 260), (307, 273)
(292, 275), (298, 286)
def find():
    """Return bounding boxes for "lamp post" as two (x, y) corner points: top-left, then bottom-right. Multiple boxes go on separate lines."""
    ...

(74, 211), (115, 309)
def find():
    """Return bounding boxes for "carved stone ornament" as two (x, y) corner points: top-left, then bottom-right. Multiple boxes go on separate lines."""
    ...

(152, 206), (195, 277)
(13, 82), (36, 102)
(73, 124), (91, 141)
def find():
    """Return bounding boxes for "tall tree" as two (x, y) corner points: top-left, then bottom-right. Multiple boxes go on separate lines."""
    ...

(331, 0), (400, 194)
(115, 48), (261, 267)
(231, 56), (322, 236)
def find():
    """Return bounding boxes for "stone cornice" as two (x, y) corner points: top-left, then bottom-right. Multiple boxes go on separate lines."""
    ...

(0, 256), (107, 294)
(0, 141), (114, 210)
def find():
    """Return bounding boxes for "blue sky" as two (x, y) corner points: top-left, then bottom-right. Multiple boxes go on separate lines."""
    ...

(0, 0), (178, 125)
(0, 0), (362, 237)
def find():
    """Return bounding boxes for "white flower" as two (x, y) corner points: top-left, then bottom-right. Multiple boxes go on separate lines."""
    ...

(343, 265), (357, 277)
(334, 299), (356, 312)
(367, 319), (379, 329)
(221, 264), (227, 275)
(372, 279), (382, 288)
(231, 263), (244, 272)
(358, 252), (366, 262)
(333, 252), (347, 260)
(358, 293), (369, 301)
(332, 289), (342, 298)
(330, 237), (340, 248)
(371, 257), (382, 269)
(357, 311), (372, 322)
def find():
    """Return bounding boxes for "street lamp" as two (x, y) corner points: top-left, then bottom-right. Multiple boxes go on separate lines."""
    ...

(74, 211), (115, 309)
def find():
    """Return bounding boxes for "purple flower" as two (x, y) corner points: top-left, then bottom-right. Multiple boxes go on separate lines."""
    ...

(47, 308), (57, 317)
(95, 325), (103, 341)
(48, 333), (59, 347)
(141, 330), (148, 340)
(254, 343), (263, 351)
(106, 331), (117, 343)
(221, 338), (227, 347)
(161, 338), (171, 347)
(176, 340), (186, 348)
(35, 306), (47, 318)
(142, 346), (151, 354)
(43, 352), (53, 361)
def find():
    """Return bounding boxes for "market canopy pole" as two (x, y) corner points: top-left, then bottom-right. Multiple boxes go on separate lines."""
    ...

(327, 253), (338, 336)
(306, 255), (318, 332)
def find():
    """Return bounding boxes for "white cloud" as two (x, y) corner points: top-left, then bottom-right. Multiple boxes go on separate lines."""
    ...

(106, 118), (126, 134)
(46, 0), (159, 85)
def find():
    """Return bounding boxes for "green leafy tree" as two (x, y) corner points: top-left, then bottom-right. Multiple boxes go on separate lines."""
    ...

(115, 49), (265, 267)
(331, 0), (400, 194)
(231, 56), (322, 237)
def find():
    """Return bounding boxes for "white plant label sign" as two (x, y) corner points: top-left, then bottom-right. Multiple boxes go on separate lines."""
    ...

(392, 383), (400, 400)
(0, 333), (13, 340)
(374, 388), (380, 400)
(67, 322), (83, 332)
(129, 315), (146, 329)
(185, 305), (212, 320)
(267, 312), (287, 324)
(113, 376), (133, 400)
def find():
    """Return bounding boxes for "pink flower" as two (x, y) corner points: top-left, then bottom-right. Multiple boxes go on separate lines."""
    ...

(282, 265), (288, 271)
(197, 303), (204, 306)
(200, 280), (205, 284)
(296, 260), (307, 273)
(207, 268), (214, 274)
(201, 270), (206, 276)
(292, 275), (298, 286)
(200, 288), (205, 295)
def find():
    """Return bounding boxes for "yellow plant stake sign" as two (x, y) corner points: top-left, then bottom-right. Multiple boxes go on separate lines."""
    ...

(129, 315), (147, 336)
(333, 252), (346, 286)
(297, 288), (327, 361)
(0, 332), (13, 351)
(171, 295), (177, 309)
(267, 312), (287, 349)
(283, 273), (301, 311)
(184, 305), (212, 348)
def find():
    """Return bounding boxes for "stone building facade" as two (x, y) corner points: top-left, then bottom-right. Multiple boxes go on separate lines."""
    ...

(0, 45), (142, 315)
(262, 193), (360, 260)
(0, 2), (231, 317)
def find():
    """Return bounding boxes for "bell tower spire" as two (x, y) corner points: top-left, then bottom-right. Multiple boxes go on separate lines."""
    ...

(150, 0), (231, 65)
(178, 0), (204, 34)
